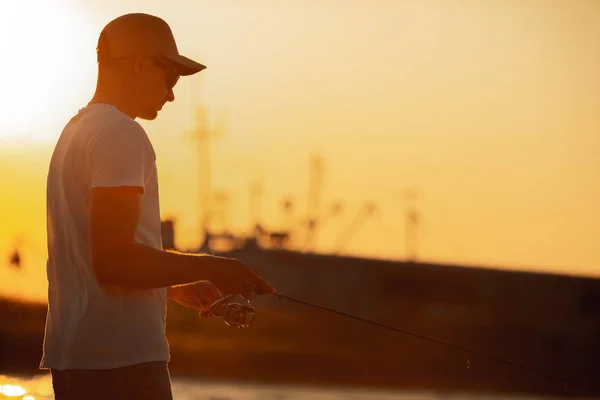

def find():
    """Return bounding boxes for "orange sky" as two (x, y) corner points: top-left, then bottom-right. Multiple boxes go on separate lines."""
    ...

(1, 0), (599, 302)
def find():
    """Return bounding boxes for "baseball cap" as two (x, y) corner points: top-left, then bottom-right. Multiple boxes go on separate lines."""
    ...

(98, 13), (206, 76)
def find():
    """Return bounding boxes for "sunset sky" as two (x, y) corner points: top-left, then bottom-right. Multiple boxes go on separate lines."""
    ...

(1, 0), (599, 302)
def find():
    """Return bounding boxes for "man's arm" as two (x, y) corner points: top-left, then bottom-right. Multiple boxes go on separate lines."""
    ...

(89, 186), (275, 297)
(89, 186), (224, 289)
(167, 286), (180, 300)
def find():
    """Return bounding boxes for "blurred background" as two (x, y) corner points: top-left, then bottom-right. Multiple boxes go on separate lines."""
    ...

(1, 0), (599, 399)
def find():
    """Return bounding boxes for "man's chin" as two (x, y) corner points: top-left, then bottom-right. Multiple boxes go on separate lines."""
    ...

(138, 109), (159, 121)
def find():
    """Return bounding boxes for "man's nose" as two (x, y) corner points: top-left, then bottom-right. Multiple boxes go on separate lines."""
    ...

(166, 88), (175, 102)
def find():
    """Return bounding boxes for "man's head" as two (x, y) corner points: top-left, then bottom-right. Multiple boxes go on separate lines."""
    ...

(95, 13), (205, 120)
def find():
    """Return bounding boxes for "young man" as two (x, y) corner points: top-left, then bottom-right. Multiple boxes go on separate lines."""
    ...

(41, 13), (276, 400)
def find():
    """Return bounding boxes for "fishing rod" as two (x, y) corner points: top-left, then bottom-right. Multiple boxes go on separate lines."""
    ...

(274, 292), (592, 395)
(206, 290), (592, 394)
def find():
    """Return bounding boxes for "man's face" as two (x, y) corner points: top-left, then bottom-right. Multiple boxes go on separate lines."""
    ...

(135, 56), (180, 120)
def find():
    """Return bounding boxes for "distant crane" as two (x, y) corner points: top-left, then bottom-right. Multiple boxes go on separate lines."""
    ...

(304, 152), (325, 251)
(213, 190), (231, 232)
(332, 202), (378, 254)
(301, 200), (344, 252)
(401, 188), (420, 262)
(260, 197), (295, 250)
(186, 104), (227, 238)
(223, 156), (264, 234)
(248, 180), (263, 231)
(304, 153), (324, 250)
(281, 197), (295, 233)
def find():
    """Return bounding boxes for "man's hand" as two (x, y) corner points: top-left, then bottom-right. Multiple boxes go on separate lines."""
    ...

(168, 281), (221, 313)
(209, 258), (276, 298)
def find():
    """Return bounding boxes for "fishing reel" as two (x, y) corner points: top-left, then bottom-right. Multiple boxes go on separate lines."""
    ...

(199, 294), (255, 328)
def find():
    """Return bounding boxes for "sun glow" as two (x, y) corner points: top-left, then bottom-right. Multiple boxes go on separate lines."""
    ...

(0, 0), (95, 144)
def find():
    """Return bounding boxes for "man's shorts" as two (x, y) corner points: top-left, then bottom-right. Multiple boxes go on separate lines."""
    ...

(51, 361), (173, 400)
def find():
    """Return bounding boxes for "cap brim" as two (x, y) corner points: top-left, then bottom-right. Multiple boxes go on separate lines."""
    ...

(164, 54), (206, 76)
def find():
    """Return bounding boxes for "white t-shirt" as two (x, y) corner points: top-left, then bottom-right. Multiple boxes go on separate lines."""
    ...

(40, 103), (169, 370)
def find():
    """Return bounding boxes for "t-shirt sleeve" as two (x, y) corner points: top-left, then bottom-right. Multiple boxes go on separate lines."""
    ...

(88, 119), (149, 191)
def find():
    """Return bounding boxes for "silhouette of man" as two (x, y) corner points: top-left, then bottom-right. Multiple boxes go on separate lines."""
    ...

(42, 13), (275, 400)
(8, 248), (21, 269)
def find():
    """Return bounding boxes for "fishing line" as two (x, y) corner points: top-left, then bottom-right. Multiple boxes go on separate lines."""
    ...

(275, 292), (592, 394)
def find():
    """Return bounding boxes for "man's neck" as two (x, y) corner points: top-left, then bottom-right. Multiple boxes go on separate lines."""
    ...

(89, 85), (138, 119)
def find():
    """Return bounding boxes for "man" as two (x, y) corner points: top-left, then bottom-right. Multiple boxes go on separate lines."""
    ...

(41, 13), (276, 400)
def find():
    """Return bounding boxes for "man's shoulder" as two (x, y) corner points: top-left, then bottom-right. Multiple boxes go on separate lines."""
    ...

(79, 105), (148, 145)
